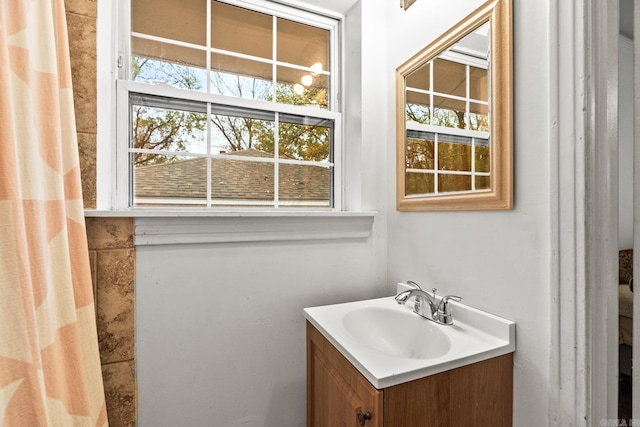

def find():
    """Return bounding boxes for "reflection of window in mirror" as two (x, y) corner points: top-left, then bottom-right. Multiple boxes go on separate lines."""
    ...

(396, 0), (512, 212)
(404, 23), (490, 196)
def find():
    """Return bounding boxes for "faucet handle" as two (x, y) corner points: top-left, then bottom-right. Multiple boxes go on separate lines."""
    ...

(436, 295), (462, 325)
(441, 295), (461, 304)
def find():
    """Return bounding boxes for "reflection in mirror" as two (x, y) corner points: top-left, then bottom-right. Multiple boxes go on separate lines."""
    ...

(405, 23), (490, 196)
(396, 0), (512, 211)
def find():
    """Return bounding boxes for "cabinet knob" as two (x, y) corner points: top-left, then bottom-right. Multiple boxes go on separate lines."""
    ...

(356, 408), (372, 426)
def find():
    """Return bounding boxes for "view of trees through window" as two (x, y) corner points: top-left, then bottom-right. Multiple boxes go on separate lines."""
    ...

(131, 57), (330, 166)
(124, 0), (337, 207)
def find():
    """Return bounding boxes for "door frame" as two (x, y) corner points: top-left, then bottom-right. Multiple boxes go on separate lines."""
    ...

(548, 0), (619, 424)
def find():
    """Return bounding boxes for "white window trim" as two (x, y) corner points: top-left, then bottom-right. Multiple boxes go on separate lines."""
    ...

(84, 209), (376, 244)
(96, 0), (351, 215)
(133, 212), (374, 245)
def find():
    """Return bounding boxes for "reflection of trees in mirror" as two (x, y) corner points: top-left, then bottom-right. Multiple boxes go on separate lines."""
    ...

(406, 138), (434, 169)
(406, 104), (488, 131)
(406, 104), (431, 125)
(406, 104), (466, 128)
(132, 57), (330, 164)
(468, 113), (489, 132)
(405, 133), (490, 195)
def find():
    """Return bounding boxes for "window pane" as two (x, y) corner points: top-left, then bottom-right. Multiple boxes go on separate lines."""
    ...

(406, 172), (434, 195)
(278, 115), (332, 161)
(277, 66), (328, 109)
(130, 99), (208, 155)
(406, 63), (430, 92)
(469, 67), (488, 101)
(279, 164), (331, 207)
(433, 59), (465, 98)
(277, 18), (328, 69)
(211, 1), (272, 59)
(438, 135), (471, 172)
(210, 109), (275, 155)
(475, 175), (490, 190)
(438, 174), (471, 193)
(467, 109), (489, 132)
(475, 140), (490, 173)
(132, 0), (206, 46)
(406, 137), (434, 170)
(131, 42), (206, 91)
(211, 53), (272, 99)
(433, 95), (465, 128)
(211, 158), (274, 207)
(406, 92), (431, 124)
(133, 155), (208, 207)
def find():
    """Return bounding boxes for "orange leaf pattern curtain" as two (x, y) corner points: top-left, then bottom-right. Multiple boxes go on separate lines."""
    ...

(0, 0), (108, 425)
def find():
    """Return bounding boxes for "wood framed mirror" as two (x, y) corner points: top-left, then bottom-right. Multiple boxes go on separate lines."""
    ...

(396, 0), (512, 211)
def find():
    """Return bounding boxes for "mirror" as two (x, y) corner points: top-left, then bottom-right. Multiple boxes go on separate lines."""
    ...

(396, 0), (512, 211)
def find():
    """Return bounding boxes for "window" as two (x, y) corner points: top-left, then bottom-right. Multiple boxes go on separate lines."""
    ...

(404, 30), (490, 197)
(110, 0), (341, 209)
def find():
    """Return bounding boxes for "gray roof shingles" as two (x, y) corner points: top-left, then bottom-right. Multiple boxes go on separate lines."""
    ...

(134, 149), (330, 204)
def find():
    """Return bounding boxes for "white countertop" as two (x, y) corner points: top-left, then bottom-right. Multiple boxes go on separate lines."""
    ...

(304, 296), (516, 389)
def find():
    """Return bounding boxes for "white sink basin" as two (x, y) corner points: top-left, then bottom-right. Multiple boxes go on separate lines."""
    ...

(342, 306), (451, 359)
(304, 295), (515, 388)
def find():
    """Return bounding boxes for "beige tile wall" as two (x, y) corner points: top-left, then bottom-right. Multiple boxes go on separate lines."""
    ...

(87, 218), (137, 427)
(65, 0), (138, 425)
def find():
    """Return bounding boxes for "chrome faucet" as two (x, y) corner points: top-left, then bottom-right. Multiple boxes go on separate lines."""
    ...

(395, 281), (462, 325)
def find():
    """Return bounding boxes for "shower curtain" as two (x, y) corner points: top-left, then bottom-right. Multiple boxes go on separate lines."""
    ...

(0, 0), (108, 425)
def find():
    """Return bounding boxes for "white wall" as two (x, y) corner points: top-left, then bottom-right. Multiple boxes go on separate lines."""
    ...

(134, 2), (390, 426)
(135, 0), (566, 425)
(136, 235), (385, 426)
(384, 0), (552, 425)
(619, 35), (634, 250)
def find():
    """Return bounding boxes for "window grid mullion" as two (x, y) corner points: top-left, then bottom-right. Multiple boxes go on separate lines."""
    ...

(434, 133), (439, 194)
(467, 65), (475, 192)
(272, 15), (277, 106)
(206, 0), (212, 94)
(471, 136), (476, 192)
(429, 61), (434, 125)
(272, 14), (278, 208)
(206, 0), (213, 208)
(274, 112), (280, 208)
(465, 64), (470, 130)
(206, 102), (212, 207)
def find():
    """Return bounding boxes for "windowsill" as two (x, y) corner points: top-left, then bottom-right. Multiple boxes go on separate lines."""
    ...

(84, 208), (375, 218)
(85, 209), (376, 245)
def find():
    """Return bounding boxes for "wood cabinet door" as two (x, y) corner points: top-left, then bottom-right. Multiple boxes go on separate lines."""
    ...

(307, 322), (383, 427)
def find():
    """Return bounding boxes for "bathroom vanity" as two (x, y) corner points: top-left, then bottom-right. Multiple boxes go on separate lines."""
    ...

(304, 296), (515, 426)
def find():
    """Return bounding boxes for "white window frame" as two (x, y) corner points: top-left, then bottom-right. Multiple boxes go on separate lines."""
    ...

(97, 0), (344, 212)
